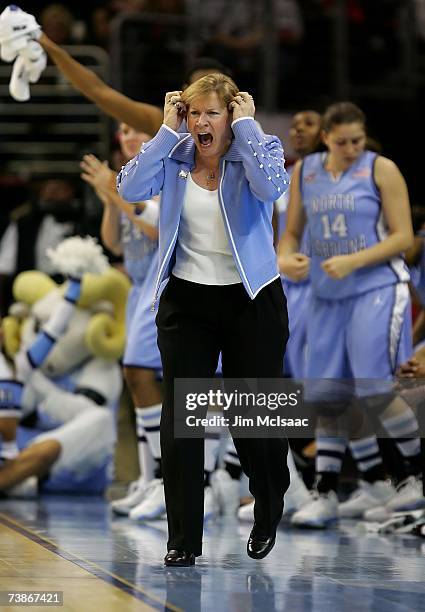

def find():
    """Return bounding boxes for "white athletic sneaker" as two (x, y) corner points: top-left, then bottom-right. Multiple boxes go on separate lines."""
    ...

(204, 486), (219, 522)
(363, 509), (425, 534)
(211, 469), (240, 516)
(110, 479), (151, 516)
(385, 475), (425, 513)
(237, 467), (311, 522)
(128, 479), (142, 496)
(129, 479), (166, 521)
(291, 490), (339, 528)
(338, 480), (396, 518)
(363, 504), (391, 522)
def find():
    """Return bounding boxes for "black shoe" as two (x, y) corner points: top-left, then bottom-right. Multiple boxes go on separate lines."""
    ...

(247, 528), (276, 560)
(164, 550), (196, 567)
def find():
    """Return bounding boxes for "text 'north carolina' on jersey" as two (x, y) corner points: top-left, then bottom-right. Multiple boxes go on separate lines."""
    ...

(301, 151), (409, 299)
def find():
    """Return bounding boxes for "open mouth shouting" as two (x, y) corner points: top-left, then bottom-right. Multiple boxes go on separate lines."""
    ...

(198, 132), (213, 148)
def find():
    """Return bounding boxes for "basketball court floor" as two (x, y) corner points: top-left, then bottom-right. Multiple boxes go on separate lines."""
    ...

(0, 495), (424, 611)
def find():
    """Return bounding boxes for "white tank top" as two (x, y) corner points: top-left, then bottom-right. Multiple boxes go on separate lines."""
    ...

(173, 173), (241, 285)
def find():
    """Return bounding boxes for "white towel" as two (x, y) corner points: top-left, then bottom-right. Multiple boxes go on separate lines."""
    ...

(9, 41), (46, 101)
(0, 5), (40, 47)
(0, 6), (44, 101)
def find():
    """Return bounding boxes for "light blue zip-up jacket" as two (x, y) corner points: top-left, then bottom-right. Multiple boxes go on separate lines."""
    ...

(117, 117), (290, 306)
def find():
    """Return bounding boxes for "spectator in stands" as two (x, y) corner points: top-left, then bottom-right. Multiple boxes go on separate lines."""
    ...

(89, 5), (112, 48)
(10, 178), (99, 281)
(34, 179), (80, 274)
(40, 4), (75, 45)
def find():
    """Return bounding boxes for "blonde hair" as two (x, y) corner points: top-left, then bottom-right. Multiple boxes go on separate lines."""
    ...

(181, 73), (238, 109)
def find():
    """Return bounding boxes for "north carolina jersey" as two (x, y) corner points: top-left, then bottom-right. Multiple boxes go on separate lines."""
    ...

(120, 213), (157, 286)
(301, 151), (409, 299)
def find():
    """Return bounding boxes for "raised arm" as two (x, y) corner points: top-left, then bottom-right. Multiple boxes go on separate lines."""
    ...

(229, 93), (289, 201)
(117, 92), (186, 201)
(80, 154), (159, 242)
(232, 118), (289, 201)
(99, 196), (123, 256)
(38, 33), (163, 135)
(103, 189), (159, 241)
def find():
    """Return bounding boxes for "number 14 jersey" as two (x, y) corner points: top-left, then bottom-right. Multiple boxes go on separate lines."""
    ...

(301, 150), (409, 299)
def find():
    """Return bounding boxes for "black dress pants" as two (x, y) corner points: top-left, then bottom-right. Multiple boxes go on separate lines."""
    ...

(156, 275), (290, 556)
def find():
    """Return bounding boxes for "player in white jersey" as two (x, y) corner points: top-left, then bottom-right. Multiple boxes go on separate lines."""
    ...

(279, 102), (423, 527)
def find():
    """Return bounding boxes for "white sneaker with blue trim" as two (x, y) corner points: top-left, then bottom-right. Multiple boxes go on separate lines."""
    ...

(291, 490), (339, 528)
(129, 478), (166, 521)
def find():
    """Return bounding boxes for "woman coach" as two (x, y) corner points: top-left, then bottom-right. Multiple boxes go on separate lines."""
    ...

(118, 74), (290, 566)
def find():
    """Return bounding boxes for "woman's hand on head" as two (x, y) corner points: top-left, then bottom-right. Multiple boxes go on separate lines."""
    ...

(229, 92), (255, 121)
(80, 154), (116, 193)
(163, 91), (186, 131)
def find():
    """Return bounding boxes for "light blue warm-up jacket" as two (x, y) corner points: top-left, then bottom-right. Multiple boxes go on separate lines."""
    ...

(117, 117), (290, 307)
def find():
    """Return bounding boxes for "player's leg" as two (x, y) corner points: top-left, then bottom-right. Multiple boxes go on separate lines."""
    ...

(0, 440), (60, 490)
(350, 284), (423, 514)
(291, 297), (350, 528)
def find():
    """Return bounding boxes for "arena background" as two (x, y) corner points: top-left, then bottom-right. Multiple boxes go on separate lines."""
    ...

(1, 2), (425, 611)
